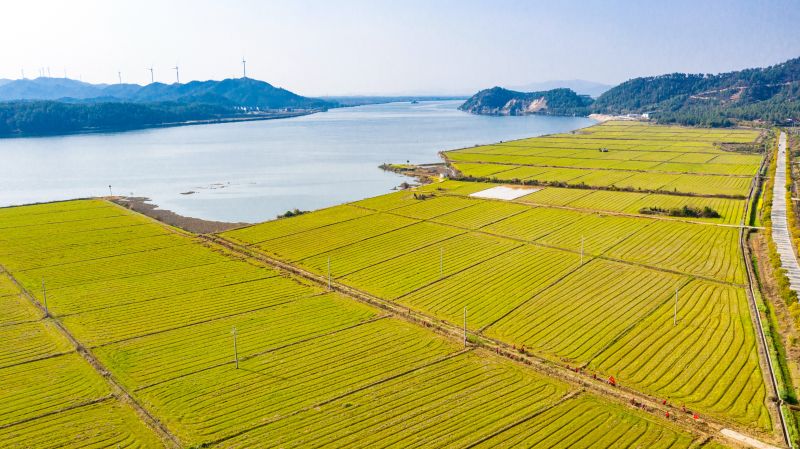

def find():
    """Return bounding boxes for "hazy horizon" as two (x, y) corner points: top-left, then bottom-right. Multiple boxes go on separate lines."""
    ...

(2, 0), (799, 96)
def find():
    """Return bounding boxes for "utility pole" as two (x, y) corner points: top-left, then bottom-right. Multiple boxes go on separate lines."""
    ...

(673, 288), (679, 326)
(580, 235), (584, 265)
(463, 307), (467, 348)
(108, 185), (113, 197)
(327, 256), (332, 291)
(232, 326), (239, 369)
(41, 279), (49, 317)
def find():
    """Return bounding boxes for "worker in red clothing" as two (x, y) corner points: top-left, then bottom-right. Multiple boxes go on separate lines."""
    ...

(608, 376), (616, 386)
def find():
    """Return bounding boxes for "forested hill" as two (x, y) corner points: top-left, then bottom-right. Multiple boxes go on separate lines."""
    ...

(0, 77), (333, 110)
(458, 87), (593, 116)
(461, 57), (800, 126)
(0, 77), (335, 137)
(593, 57), (800, 126)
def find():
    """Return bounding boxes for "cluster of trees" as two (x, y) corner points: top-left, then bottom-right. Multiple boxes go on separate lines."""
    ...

(0, 101), (238, 136)
(638, 205), (721, 218)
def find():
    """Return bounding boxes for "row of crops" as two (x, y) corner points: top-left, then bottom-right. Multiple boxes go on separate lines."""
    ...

(0, 271), (167, 447)
(220, 182), (771, 431)
(0, 199), (713, 448)
(446, 121), (762, 196)
(423, 179), (747, 224)
(226, 191), (747, 284)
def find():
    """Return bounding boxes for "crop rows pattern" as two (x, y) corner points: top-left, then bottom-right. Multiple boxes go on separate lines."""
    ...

(0, 199), (712, 447)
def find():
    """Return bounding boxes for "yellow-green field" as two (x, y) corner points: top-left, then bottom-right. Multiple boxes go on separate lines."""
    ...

(446, 121), (762, 197)
(221, 177), (770, 431)
(0, 199), (717, 448)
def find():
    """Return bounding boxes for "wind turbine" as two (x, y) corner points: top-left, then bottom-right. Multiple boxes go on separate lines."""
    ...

(118, 71), (122, 84)
(172, 65), (180, 84)
(242, 57), (246, 78)
(146, 66), (154, 83)
(20, 68), (24, 79)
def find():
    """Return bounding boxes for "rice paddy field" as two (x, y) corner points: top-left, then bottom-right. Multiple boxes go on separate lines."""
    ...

(446, 121), (762, 197)
(0, 198), (718, 448)
(220, 123), (773, 437)
(0, 120), (774, 448)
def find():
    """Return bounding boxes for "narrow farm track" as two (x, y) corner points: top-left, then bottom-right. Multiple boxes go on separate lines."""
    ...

(206, 232), (780, 446)
(742, 131), (794, 448)
(0, 266), (182, 448)
(770, 132), (800, 293)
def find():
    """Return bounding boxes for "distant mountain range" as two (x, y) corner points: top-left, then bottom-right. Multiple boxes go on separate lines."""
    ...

(0, 77), (338, 137)
(461, 56), (800, 126)
(508, 80), (611, 98)
(0, 77), (332, 110)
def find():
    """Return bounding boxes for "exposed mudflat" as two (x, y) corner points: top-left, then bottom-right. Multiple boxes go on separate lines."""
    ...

(112, 197), (249, 234)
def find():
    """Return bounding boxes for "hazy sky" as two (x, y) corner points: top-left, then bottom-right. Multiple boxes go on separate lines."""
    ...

(2, 0), (799, 95)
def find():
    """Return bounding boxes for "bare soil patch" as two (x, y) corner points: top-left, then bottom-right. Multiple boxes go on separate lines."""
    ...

(112, 197), (248, 234)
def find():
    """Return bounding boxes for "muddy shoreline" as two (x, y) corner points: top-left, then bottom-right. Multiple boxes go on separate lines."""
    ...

(112, 197), (249, 234)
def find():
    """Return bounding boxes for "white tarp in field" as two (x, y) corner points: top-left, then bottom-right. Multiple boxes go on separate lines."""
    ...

(469, 185), (542, 200)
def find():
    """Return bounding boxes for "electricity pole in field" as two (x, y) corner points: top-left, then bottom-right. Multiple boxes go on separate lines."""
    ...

(440, 248), (444, 278)
(41, 279), (49, 317)
(232, 326), (239, 369)
(580, 235), (584, 265)
(327, 257), (332, 291)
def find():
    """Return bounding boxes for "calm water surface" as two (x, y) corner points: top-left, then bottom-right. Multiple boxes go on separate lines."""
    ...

(0, 101), (593, 222)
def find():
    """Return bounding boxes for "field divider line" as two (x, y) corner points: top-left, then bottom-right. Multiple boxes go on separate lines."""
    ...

(54, 274), (280, 319)
(89, 292), (324, 349)
(205, 234), (738, 444)
(436, 190), (755, 229)
(13, 240), (195, 273)
(0, 265), (182, 448)
(237, 209), (381, 247)
(394, 205), (743, 288)
(446, 159), (754, 178)
(134, 314), (391, 391)
(0, 212), (132, 232)
(457, 145), (761, 159)
(206, 348), (472, 447)
(0, 317), (42, 328)
(276, 218), (424, 264)
(392, 243), (525, 303)
(477, 258), (597, 334)
(0, 349), (77, 371)
(0, 225), (169, 258)
(326, 232), (469, 280)
(580, 277), (696, 370)
(462, 389), (585, 449)
(0, 394), (116, 432)
(449, 174), (748, 200)
(30, 259), (236, 294)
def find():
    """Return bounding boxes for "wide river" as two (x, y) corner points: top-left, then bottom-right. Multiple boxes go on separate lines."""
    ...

(0, 101), (593, 223)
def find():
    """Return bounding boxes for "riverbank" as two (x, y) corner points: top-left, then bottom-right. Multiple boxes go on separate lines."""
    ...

(112, 197), (248, 234)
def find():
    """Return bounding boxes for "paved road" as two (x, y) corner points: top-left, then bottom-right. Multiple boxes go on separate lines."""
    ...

(770, 131), (800, 294)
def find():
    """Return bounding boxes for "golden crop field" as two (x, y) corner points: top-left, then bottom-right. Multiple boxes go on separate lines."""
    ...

(0, 199), (717, 448)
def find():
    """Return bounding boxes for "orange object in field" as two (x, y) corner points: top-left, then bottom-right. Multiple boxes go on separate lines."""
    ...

(608, 376), (616, 386)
